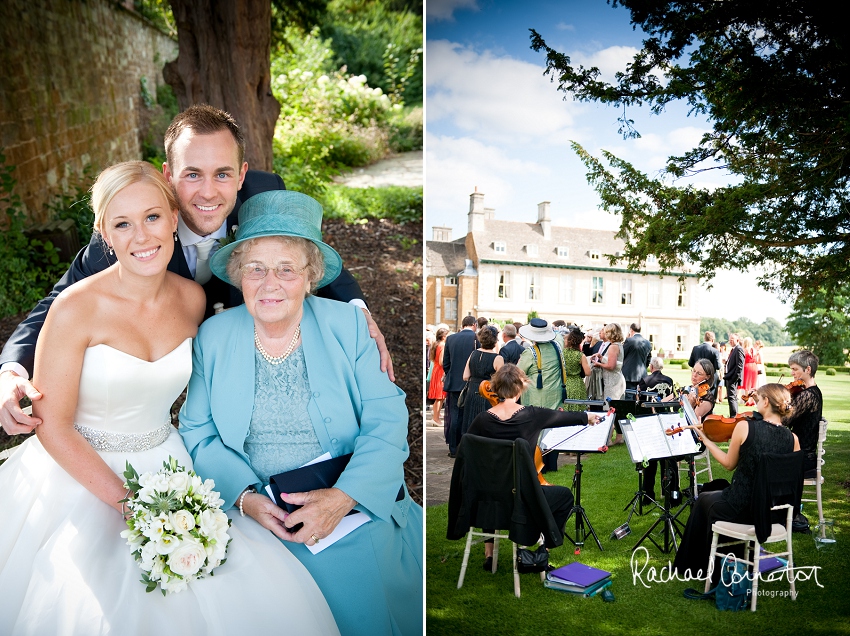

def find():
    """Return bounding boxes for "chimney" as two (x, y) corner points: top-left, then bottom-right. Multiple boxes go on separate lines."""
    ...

(537, 201), (551, 239)
(468, 187), (485, 233)
(432, 226), (452, 242)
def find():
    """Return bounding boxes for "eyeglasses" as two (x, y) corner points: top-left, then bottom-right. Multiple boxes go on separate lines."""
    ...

(241, 262), (306, 281)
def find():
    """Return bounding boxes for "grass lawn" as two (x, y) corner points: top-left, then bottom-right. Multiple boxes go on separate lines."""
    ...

(426, 372), (850, 635)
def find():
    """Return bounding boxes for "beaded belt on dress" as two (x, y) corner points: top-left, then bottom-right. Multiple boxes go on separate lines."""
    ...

(74, 421), (172, 452)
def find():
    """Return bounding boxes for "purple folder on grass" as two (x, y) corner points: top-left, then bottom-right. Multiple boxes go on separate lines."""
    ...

(547, 562), (611, 588)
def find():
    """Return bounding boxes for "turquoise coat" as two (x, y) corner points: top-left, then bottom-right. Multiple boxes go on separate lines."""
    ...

(179, 296), (423, 635)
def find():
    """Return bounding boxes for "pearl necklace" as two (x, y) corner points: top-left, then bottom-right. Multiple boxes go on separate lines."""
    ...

(254, 325), (301, 365)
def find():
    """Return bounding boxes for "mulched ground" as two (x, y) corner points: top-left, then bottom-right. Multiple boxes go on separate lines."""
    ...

(0, 217), (423, 505)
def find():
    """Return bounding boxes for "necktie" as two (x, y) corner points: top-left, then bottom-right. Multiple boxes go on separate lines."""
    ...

(194, 238), (217, 285)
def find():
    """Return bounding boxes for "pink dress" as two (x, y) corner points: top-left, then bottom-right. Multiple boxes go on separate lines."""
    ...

(742, 347), (758, 391)
(428, 342), (446, 400)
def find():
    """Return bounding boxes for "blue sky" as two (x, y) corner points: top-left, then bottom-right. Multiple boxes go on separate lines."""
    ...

(425, 0), (791, 325)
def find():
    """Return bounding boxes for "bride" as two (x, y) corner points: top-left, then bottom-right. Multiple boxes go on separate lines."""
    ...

(0, 161), (339, 635)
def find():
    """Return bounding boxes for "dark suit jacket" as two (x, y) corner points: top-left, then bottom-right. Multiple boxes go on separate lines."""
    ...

(724, 345), (745, 387)
(442, 328), (477, 393)
(688, 342), (722, 376)
(499, 340), (524, 365)
(622, 334), (653, 383)
(0, 170), (364, 377)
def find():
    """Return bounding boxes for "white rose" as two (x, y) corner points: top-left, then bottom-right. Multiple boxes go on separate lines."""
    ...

(155, 534), (181, 555)
(140, 542), (158, 569)
(137, 485), (156, 504)
(169, 471), (190, 495)
(168, 539), (207, 577)
(198, 509), (218, 537)
(168, 510), (195, 536)
(150, 556), (165, 577)
(146, 473), (171, 494)
(190, 475), (204, 492)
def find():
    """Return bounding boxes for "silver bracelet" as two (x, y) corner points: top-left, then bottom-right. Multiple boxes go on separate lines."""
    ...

(238, 486), (256, 517)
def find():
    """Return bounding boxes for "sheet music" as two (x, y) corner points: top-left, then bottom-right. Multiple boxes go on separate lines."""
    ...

(622, 413), (701, 462)
(540, 411), (615, 453)
(658, 412), (701, 456)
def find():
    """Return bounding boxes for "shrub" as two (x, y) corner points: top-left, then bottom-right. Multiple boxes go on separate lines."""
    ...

(825, 368), (836, 376)
(272, 26), (403, 196)
(320, 185), (421, 224)
(681, 363), (689, 370)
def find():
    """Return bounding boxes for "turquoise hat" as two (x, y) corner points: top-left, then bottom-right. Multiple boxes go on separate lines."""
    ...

(210, 191), (342, 289)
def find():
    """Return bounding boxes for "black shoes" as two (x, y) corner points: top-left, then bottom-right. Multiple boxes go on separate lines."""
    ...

(448, 451), (456, 458)
(483, 557), (493, 572)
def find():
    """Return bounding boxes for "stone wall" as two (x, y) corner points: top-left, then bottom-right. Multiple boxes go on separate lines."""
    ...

(0, 0), (177, 222)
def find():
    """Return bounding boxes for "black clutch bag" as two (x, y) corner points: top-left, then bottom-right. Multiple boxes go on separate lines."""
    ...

(268, 453), (354, 514)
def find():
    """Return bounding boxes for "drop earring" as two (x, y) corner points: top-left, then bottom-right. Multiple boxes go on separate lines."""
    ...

(107, 245), (114, 256)
(173, 231), (178, 242)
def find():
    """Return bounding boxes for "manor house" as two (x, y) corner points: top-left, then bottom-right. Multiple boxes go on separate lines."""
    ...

(426, 189), (702, 355)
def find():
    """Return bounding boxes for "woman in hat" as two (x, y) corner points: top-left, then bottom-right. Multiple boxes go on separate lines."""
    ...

(179, 190), (423, 636)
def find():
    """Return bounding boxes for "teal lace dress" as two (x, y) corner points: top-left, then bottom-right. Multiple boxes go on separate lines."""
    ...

(244, 346), (325, 484)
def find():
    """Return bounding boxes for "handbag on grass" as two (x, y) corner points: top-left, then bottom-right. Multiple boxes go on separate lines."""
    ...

(683, 554), (751, 611)
(516, 545), (549, 574)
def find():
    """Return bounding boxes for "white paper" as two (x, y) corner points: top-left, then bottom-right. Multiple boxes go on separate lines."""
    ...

(305, 511), (370, 554)
(540, 411), (615, 453)
(658, 412), (701, 457)
(622, 413), (700, 462)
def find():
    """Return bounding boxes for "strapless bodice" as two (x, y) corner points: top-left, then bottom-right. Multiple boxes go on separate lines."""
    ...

(73, 339), (192, 443)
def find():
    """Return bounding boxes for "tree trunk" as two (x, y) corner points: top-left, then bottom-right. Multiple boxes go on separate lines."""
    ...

(163, 0), (280, 171)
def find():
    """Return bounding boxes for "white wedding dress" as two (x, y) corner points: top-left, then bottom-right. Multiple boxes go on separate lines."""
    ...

(0, 339), (339, 636)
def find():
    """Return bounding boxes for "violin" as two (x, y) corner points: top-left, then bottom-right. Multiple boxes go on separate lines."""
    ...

(480, 381), (552, 486)
(677, 379), (710, 406)
(785, 379), (806, 397)
(665, 412), (755, 442)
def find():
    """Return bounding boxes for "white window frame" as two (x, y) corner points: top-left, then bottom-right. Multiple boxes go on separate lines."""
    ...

(444, 298), (457, 321)
(621, 278), (633, 305)
(648, 280), (661, 308)
(557, 246), (569, 258)
(494, 241), (506, 253)
(528, 272), (539, 301)
(559, 274), (574, 304)
(497, 270), (511, 299)
(444, 275), (457, 286)
(647, 254), (658, 265)
(678, 281), (687, 308)
(592, 276), (604, 304)
(526, 244), (539, 257)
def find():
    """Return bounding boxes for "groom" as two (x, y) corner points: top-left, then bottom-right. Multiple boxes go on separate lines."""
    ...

(0, 105), (393, 434)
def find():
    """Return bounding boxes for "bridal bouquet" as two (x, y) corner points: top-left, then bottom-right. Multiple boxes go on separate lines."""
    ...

(120, 456), (232, 595)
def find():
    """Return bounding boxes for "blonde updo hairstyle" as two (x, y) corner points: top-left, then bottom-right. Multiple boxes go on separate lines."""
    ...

(490, 363), (530, 401)
(91, 161), (178, 237)
(225, 236), (325, 295)
(603, 323), (624, 344)
(756, 383), (794, 419)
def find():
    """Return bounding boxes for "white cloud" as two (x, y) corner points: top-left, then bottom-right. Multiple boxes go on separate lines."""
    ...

(427, 40), (581, 145)
(555, 22), (575, 31)
(427, 0), (479, 22)
(425, 133), (553, 234)
(571, 45), (640, 83)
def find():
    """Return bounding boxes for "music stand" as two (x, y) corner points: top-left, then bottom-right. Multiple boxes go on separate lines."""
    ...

(621, 409), (703, 554)
(540, 410), (615, 554)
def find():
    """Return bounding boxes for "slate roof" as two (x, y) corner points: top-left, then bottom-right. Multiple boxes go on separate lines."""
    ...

(426, 238), (468, 277)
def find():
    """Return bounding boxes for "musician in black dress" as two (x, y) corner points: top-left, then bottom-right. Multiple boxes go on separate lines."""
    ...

(467, 364), (599, 570)
(784, 350), (823, 475)
(672, 384), (799, 581)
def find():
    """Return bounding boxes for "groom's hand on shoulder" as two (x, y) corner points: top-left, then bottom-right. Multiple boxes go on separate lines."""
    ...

(0, 371), (43, 435)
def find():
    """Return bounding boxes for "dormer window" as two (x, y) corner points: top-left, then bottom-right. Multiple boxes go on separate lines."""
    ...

(589, 250), (600, 260)
(647, 254), (657, 265)
(556, 246), (569, 258)
(494, 241), (506, 253)
(526, 244), (539, 257)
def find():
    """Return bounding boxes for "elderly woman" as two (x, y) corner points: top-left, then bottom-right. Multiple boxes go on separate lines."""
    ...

(179, 191), (423, 636)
